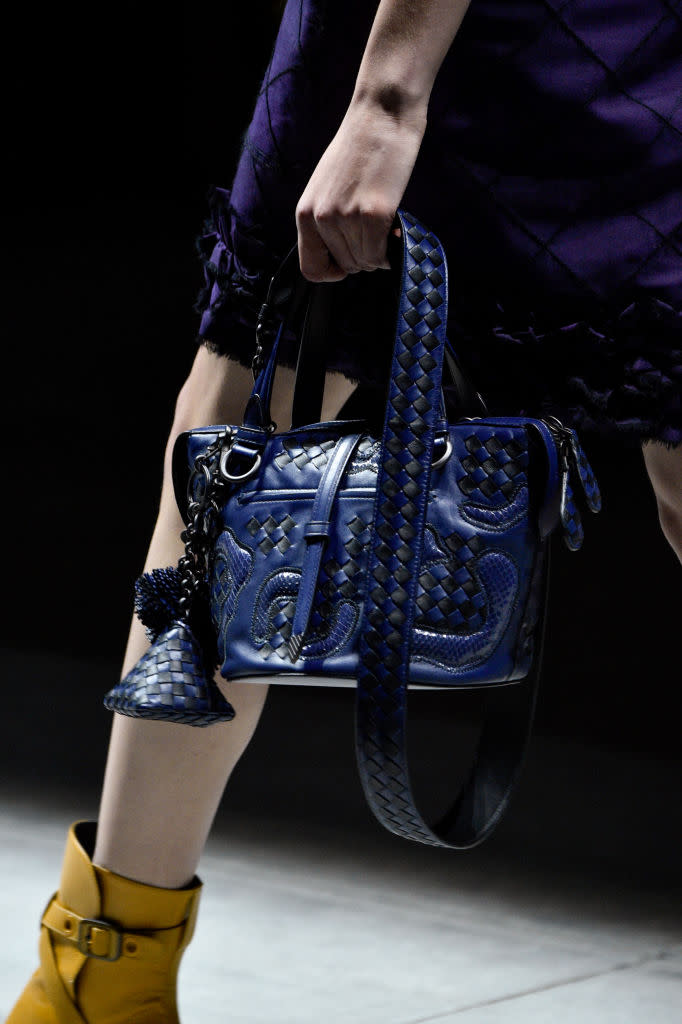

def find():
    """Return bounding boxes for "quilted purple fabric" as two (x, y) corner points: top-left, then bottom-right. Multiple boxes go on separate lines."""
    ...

(195, 0), (682, 446)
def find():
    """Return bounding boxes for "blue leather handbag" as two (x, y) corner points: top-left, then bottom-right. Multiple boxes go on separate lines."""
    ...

(105, 210), (600, 849)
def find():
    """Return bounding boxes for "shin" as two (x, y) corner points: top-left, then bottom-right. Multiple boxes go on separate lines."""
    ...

(94, 350), (356, 887)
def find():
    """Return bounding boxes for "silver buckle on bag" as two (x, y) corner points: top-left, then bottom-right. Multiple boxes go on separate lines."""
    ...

(219, 432), (262, 483)
(432, 433), (453, 470)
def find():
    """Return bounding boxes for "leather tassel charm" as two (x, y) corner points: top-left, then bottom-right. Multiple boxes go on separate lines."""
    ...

(104, 433), (237, 726)
(104, 618), (235, 726)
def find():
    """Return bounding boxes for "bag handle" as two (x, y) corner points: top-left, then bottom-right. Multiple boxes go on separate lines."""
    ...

(241, 224), (482, 436)
(355, 210), (545, 850)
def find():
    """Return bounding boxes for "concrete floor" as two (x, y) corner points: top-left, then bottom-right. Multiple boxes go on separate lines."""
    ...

(0, 646), (680, 1021)
(1, 790), (680, 1024)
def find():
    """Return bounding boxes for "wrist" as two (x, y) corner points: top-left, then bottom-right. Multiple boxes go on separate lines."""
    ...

(350, 78), (429, 133)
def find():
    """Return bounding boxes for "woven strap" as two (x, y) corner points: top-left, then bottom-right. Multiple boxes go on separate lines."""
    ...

(355, 210), (545, 850)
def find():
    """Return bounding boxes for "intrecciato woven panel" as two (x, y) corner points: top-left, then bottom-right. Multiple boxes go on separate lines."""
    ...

(416, 528), (485, 633)
(274, 438), (338, 470)
(104, 622), (235, 726)
(355, 211), (451, 847)
(246, 513), (297, 554)
(177, 204), (601, 848)
(458, 433), (529, 501)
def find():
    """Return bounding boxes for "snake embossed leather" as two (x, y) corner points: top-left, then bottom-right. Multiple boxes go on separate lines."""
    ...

(105, 210), (600, 848)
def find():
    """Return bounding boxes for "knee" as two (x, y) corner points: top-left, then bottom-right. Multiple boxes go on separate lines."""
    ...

(161, 349), (254, 479)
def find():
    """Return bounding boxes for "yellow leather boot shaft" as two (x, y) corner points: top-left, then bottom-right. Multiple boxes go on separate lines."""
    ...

(6, 822), (201, 1024)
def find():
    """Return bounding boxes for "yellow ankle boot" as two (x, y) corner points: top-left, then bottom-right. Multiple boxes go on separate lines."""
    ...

(6, 822), (201, 1024)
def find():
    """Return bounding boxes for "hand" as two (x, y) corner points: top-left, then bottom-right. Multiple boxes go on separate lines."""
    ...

(295, 96), (426, 282)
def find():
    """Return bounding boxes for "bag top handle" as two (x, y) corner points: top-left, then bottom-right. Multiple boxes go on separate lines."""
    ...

(240, 210), (484, 443)
(241, 212), (483, 434)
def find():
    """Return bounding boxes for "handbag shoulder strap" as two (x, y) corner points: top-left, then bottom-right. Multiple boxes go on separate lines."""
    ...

(355, 210), (546, 850)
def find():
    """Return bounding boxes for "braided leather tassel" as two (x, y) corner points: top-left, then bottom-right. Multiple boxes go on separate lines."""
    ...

(104, 619), (235, 726)
(104, 569), (235, 727)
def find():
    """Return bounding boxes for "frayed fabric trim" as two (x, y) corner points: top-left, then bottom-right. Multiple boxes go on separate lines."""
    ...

(192, 188), (681, 447)
(454, 296), (682, 448)
(194, 185), (285, 344)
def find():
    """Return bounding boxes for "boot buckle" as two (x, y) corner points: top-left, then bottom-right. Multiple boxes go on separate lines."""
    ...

(77, 918), (122, 961)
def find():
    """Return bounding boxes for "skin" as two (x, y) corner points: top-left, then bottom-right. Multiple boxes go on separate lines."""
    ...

(94, 0), (681, 888)
(643, 442), (682, 564)
(94, 354), (355, 886)
(296, 0), (473, 281)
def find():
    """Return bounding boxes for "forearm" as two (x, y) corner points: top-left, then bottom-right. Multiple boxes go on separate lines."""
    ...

(296, 0), (472, 279)
(352, 0), (473, 118)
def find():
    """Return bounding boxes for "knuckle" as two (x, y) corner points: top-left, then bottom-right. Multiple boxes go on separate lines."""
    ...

(295, 203), (314, 226)
(314, 205), (337, 225)
(360, 202), (394, 225)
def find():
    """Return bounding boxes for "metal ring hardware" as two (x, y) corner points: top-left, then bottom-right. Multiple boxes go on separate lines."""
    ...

(219, 445), (262, 483)
(432, 436), (453, 470)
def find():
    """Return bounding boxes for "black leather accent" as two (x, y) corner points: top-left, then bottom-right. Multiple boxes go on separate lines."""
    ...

(291, 282), (336, 428)
(172, 431), (190, 525)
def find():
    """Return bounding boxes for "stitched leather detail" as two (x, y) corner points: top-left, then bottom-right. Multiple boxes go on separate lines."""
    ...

(250, 567), (358, 661)
(413, 551), (519, 672)
(460, 485), (529, 531)
(298, 600), (359, 660)
(251, 569), (300, 657)
(346, 437), (381, 474)
(415, 526), (485, 633)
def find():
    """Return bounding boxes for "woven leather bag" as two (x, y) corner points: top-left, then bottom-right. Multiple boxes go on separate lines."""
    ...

(106, 210), (600, 849)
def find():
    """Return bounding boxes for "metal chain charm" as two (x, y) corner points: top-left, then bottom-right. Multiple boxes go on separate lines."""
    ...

(177, 433), (229, 622)
(252, 301), (278, 380)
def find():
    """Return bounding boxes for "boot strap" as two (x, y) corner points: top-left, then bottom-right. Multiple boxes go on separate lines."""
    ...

(42, 896), (192, 962)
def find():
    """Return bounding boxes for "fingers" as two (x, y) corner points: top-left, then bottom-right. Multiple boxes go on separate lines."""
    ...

(296, 202), (395, 283)
(296, 213), (348, 283)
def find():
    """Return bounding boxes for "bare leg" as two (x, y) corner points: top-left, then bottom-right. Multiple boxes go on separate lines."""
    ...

(642, 441), (682, 564)
(94, 348), (355, 887)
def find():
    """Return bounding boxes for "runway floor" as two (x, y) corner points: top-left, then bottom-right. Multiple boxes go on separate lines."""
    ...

(0, 646), (680, 1022)
(1, 790), (680, 1024)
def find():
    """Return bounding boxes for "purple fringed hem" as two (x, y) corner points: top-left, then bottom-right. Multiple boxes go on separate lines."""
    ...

(193, 185), (284, 351)
(192, 188), (682, 447)
(454, 296), (682, 448)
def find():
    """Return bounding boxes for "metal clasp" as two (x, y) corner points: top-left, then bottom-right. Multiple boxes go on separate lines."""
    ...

(219, 435), (262, 483)
(253, 301), (277, 380)
(77, 918), (123, 961)
(432, 434), (453, 470)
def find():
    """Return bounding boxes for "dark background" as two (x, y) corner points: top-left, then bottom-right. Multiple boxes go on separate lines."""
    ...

(2, 3), (680, 874)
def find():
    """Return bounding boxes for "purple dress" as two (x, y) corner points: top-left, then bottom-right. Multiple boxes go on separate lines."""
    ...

(195, 0), (682, 446)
